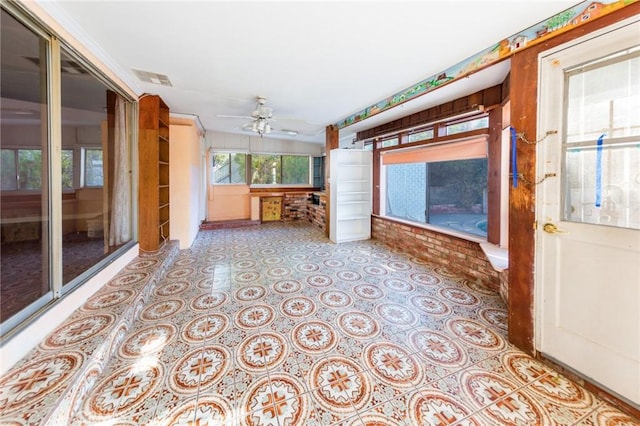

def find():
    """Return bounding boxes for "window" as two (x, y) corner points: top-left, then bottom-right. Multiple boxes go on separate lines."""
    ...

(83, 148), (103, 187)
(313, 156), (325, 189)
(212, 152), (246, 184)
(251, 154), (281, 184)
(17, 149), (42, 190)
(251, 154), (310, 185)
(61, 149), (73, 190)
(211, 152), (312, 186)
(445, 116), (489, 136)
(563, 49), (640, 230)
(1, 6), (52, 328)
(382, 138), (488, 238)
(282, 155), (309, 184)
(1, 149), (17, 190)
(407, 128), (434, 143)
(380, 137), (399, 148)
(1, 148), (74, 190)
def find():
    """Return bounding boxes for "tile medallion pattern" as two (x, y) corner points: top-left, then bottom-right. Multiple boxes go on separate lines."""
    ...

(1, 222), (637, 425)
(242, 374), (308, 426)
(118, 324), (177, 358)
(169, 345), (230, 393)
(238, 332), (287, 371)
(310, 356), (371, 413)
(83, 361), (163, 421)
(291, 321), (337, 354)
(0, 352), (83, 413)
(41, 314), (115, 349)
(235, 305), (275, 329)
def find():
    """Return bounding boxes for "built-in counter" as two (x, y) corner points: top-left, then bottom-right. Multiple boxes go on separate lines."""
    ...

(247, 190), (326, 231)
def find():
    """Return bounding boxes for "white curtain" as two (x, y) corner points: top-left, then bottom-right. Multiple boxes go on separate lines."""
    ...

(109, 95), (132, 246)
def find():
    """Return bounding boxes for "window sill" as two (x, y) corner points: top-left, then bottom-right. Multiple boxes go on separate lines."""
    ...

(250, 184), (314, 189)
(479, 242), (509, 272)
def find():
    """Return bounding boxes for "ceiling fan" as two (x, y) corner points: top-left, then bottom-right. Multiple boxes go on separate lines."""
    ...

(217, 96), (298, 137)
(246, 96), (273, 136)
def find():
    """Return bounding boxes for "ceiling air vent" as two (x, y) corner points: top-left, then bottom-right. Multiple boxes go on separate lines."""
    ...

(132, 69), (172, 87)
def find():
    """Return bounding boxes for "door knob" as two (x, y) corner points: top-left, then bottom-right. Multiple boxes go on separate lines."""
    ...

(543, 223), (568, 234)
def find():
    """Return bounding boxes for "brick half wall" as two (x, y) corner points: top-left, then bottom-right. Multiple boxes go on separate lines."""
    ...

(371, 216), (499, 292)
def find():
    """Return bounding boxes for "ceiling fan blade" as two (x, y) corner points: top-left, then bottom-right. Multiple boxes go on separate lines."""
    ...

(272, 115), (321, 126)
(217, 114), (253, 119)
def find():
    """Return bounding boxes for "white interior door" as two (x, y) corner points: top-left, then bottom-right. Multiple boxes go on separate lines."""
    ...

(535, 17), (640, 407)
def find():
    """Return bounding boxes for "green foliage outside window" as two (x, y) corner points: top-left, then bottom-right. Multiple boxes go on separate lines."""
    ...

(2, 148), (73, 190)
(1, 149), (17, 190)
(85, 148), (103, 187)
(212, 152), (310, 186)
(282, 155), (309, 184)
(18, 149), (42, 190)
(213, 153), (246, 184)
(251, 154), (309, 185)
(251, 154), (281, 184)
(61, 150), (73, 190)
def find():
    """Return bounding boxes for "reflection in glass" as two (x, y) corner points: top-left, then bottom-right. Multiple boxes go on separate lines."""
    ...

(60, 49), (132, 286)
(0, 9), (50, 322)
(84, 148), (103, 187)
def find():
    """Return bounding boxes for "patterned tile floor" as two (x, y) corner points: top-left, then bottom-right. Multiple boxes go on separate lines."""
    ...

(1, 222), (638, 425)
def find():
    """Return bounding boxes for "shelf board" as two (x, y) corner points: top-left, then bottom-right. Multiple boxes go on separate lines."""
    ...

(337, 215), (370, 221)
(159, 185), (169, 189)
(159, 203), (170, 209)
(337, 200), (369, 205)
(159, 161), (169, 166)
(159, 219), (170, 227)
(159, 135), (169, 143)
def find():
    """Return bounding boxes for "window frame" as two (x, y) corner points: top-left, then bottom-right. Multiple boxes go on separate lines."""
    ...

(81, 147), (104, 188)
(211, 151), (248, 185)
(372, 114), (496, 243)
(250, 153), (313, 187)
(381, 140), (489, 241)
(211, 151), (314, 187)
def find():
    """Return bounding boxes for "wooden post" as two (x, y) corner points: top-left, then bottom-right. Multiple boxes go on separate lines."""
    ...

(325, 125), (339, 238)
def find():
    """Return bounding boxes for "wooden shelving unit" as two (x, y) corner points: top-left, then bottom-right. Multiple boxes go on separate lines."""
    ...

(138, 95), (170, 251)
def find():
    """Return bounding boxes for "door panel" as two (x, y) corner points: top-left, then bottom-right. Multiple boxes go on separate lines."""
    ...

(536, 18), (640, 406)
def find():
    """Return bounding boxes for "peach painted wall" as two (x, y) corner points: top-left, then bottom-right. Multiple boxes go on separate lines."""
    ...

(208, 184), (251, 221)
(170, 119), (203, 249)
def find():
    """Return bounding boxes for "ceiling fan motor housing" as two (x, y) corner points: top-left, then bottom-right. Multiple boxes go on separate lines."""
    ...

(251, 96), (272, 119)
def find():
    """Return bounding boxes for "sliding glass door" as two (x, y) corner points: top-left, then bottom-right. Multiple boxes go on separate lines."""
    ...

(0, 8), (52, 324)
(1, 5), (135, 337)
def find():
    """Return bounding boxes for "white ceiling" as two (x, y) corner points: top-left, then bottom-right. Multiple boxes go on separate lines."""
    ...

(42, 1), (579, 144)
